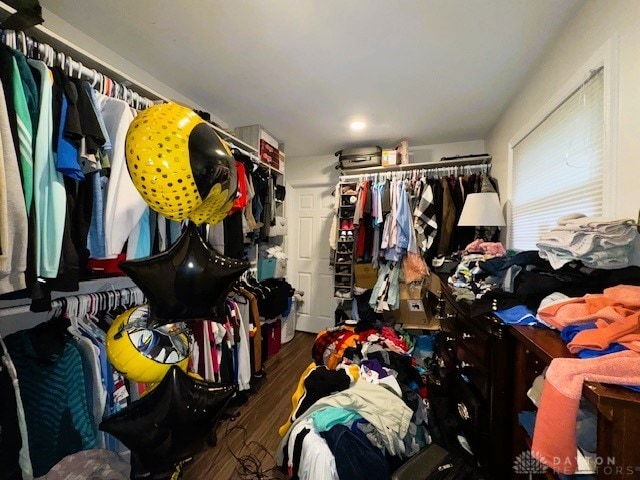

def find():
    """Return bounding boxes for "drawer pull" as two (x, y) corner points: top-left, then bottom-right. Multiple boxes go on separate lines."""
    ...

(462, 332), (474, 340)
(446, 313), (456, 319)
(457, 402), (471, 421)
(445, 336), (455, 342)
(460, 361), (473, 369)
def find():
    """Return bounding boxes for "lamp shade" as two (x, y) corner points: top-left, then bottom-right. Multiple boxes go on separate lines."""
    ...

(458, 192), (506, 227)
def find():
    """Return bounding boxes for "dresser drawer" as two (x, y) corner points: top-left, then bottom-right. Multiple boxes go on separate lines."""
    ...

(443, 313), (489, 366)
(456, 341), (489, 398)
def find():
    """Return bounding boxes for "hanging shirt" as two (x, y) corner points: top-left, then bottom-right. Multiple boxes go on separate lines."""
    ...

(10, 57), (34, 214)
(229, 160), (248, 214)
(413, 182), (437, 254)
(87, 172), (106, 258)
(56, 94), (84, 180)
(4, 329), (97, 477)
(0, 79), (29, 293)
(96, 93), (144, 257)
(0, 334), (34, 480)
(29, 60), (67, 279)
(126, 207), (151, 260)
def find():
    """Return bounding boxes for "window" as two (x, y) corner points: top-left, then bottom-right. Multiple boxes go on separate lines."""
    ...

(509, 68), (605, 250)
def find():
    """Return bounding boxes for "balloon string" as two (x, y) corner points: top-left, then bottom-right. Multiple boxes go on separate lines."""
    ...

(203, 423), (286, 480)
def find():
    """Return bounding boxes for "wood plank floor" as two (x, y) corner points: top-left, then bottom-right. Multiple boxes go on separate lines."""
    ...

(184, 332), (316, 480)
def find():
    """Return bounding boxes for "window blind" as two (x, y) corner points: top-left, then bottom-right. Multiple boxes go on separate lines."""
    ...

(510, 68), (604, 250)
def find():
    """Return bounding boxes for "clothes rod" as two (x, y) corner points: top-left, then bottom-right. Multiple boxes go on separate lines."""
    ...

(0, 1), (168, 103)
(337, 156), (491, 174)
(0, 2), (263, 156)
(0, 286), (144, 317)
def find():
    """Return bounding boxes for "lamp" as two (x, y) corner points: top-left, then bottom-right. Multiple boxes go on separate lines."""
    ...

(458, 193), (505, 239)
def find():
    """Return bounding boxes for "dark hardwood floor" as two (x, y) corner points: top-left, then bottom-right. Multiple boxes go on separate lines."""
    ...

(184, 332), (317, 480)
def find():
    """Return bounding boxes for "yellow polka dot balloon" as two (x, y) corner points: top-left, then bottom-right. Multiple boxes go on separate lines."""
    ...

(125, 102), (237, 225)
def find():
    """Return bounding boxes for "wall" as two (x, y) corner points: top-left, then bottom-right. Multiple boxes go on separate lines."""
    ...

(286, 139), (486, 188)
(39, 7), (223, 123)
(487, 0), (640, 220)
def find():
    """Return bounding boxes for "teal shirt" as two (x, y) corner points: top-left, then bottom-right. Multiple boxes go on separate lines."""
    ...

(311, 406), (364, 432)
(4, 331), (98, 477)
(10, 57), (33, 215)
(28, 60), (66, 278)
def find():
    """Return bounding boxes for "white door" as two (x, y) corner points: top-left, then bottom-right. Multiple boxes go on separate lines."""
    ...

(287, 184), (335, 333)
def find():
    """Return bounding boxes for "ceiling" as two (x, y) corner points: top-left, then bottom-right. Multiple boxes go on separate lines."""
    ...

(42, 0), (582, 157)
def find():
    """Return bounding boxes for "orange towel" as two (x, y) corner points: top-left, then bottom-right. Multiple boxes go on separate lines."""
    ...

(531, 350), (640, 474)
(538, 285), (640, 330)
(568, 311), (640, 353)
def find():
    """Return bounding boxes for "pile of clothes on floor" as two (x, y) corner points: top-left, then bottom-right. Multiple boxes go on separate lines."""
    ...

(277, 324), (430, 480)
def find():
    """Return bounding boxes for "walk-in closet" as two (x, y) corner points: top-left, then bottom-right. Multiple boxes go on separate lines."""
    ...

(1, 1), (639, 479)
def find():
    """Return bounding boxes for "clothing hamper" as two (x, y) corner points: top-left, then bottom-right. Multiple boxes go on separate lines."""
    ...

(281, 294), (301, 344)
(257, 257), (277, 280)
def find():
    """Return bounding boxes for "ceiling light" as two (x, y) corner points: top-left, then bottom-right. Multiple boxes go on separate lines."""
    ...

(350, 121), (366, 131)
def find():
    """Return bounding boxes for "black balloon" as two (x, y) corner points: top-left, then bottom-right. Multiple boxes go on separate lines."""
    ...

(120, 223), (249, 324)
(189, 123), (238, 203)
(99, 366), (236, 472)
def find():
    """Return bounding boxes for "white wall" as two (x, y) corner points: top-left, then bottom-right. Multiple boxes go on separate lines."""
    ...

(487, 0), (640, 220)
(40, 7), (226, 123)
(286, 139), (486, 188)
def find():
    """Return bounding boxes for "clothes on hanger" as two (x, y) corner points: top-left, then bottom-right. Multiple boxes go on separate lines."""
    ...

(331, 164), (498, 303)
(0, 287), (147, 477)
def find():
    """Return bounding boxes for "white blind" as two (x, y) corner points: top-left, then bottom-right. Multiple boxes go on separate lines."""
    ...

(510, 68), (604, 250)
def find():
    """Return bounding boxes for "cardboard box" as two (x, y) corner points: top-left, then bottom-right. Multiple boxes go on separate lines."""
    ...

(384, 283), (441, 330)
(399, 282), (423, 300)
(382, 149), (398, 166)
(355, 264), (378, 289)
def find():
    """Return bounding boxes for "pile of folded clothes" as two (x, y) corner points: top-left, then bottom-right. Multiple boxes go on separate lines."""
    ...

(536, 214), (640, 270)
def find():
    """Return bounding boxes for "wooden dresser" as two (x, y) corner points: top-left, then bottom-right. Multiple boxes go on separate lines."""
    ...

(511, 325), (640, 480)
(433, 273), (640, 479)
(435, 277), (515, 478)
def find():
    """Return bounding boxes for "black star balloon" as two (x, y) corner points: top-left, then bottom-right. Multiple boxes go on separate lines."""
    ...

(99, 366), (236, 472)
(119, 223), (249, 325)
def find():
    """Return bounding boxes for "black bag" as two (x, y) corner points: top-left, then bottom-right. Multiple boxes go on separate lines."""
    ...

(392, 444), (487, 480)
(274, 184), (286, 201)
(335, 146), (382, 169)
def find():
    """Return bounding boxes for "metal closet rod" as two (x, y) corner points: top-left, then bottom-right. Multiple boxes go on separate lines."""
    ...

(0, 286), (144, 317)
(0, 1), (260, 153)
(0, 1), (163, 105)
(339, 156), (492, 180)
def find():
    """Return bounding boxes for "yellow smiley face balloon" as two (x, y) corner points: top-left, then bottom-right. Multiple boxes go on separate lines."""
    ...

(125, 102), (237, 225)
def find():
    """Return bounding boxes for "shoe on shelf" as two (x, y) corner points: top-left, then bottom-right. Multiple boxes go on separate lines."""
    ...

(336, 255), (352, 263)
(335, 265), (351, 274)
(340, 219), (350, 230)
(335, 289), (352, 299)
(341, 185), (357, 195)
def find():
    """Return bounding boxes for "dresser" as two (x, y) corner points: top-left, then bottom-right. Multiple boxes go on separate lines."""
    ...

(432, 272), (640, 480)
(511, 325), (640, 480)
(433, 275), (515, 479)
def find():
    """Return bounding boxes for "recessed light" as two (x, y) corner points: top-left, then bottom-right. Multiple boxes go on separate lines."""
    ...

(350, 121), (366, 131)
